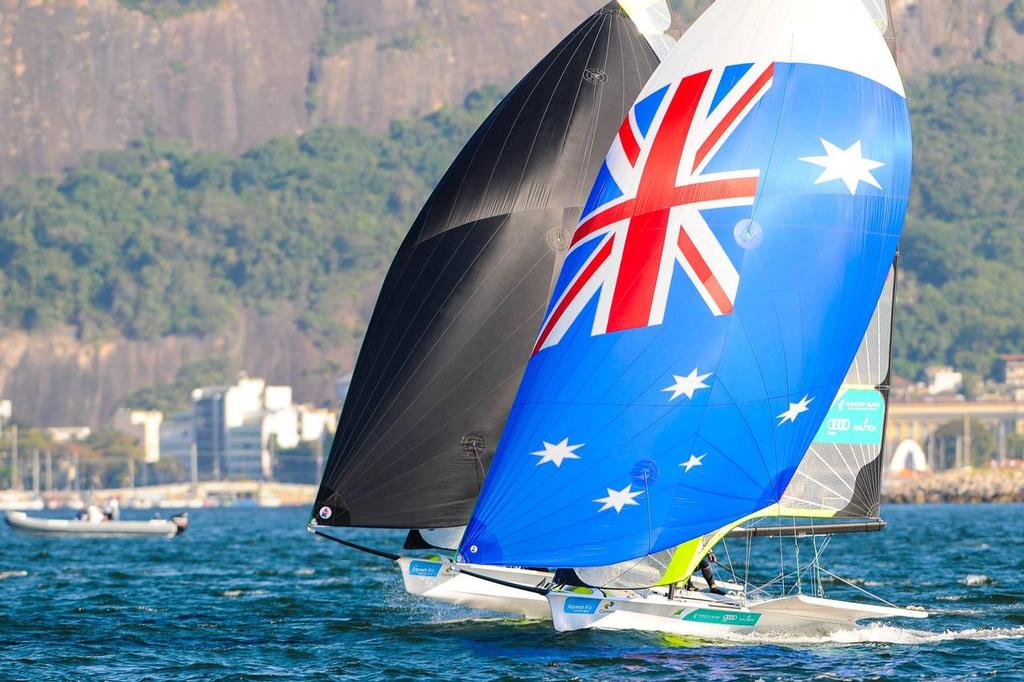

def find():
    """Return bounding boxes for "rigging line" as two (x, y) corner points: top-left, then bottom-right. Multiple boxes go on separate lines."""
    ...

(811, 530), (823, 597)
(778, 507), (785, 595)
(744, 533), (751, 600)
(721, 537), (737, 589)
(309, 528), (400, 562)
(816, 565), (899, 609)
(451, 565), (550, 597)
(792, 516), (801, 594)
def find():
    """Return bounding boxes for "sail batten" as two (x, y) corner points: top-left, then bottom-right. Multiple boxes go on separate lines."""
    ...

(460, 0), (912, 569)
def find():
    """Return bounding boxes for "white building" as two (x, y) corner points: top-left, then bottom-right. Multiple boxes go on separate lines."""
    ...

(298, 406), (336, 443)
(191, 376), (317, 480)
(112, 409), (163, 463)
(0, 399), (11, 437)
(924, 366), (963, 396)
(159, 412), (195, 478)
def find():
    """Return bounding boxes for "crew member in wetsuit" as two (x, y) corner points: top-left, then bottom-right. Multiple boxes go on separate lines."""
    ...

(686, 551), (727, 595)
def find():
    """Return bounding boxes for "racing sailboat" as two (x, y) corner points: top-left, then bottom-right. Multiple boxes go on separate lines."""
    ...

(309, 1), (678, 617)
(457, 0), (925, 635)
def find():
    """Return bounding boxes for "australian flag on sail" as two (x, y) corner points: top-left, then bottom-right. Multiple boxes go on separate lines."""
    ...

(534, 63), (773, 354)
(461, 22), (912, 569)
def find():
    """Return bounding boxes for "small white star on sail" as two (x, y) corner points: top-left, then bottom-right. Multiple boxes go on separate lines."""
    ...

(800, 139), (884, 196)
(594, 484), (644, 513)
(662, 368), (712, 401)
(531, 438), (583, 467)
(777, 395), (814, 425)
(681, 453), (705, 473)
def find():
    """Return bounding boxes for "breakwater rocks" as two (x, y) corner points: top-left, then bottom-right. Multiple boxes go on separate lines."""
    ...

(883, 469), (1024, 504)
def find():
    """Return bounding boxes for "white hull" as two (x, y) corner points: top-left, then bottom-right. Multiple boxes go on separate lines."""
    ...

(5, 510), (187, 537)
(397, 556), (927, 638)
(548, 588), (927, 636)
(0, 498), (44, 511)
(397, 556), (553, 619)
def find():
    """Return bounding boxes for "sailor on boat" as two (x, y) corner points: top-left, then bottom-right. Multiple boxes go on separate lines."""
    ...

(686, 552), (726, 596)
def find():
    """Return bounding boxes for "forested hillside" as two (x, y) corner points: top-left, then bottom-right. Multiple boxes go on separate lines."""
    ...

(2, 63), (1023, 393)
(896, 63), (1024, 380)
(0, 89), (502, 350)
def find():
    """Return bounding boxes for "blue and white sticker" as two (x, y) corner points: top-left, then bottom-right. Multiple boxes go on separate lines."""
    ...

(562, 597), (601, 614)
(408, 560), (442, 577)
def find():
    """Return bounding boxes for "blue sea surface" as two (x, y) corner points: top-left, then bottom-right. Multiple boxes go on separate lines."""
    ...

(2, 505), (1022, 680)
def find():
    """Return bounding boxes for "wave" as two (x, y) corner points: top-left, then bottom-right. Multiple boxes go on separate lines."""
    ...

(734, 623), (1024, 646)
(960, 574), (996, 586)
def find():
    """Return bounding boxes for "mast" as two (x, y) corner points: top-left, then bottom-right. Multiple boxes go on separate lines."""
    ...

(313, 3), (667, 530)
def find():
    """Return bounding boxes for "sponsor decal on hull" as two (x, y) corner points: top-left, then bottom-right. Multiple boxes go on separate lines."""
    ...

(562, 597), (602, 614)
(408, 560), (443, 577)
(677, 608), (760, 627)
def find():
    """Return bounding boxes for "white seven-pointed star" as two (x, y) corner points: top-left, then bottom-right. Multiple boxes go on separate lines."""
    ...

(681, 453), (705, 473)
(531, 438), (583, 467)
(662, 368), (712, 401)
(594, 484), (645, 513)
(777, 395), (814, 425)
(800, 139), (884, 196)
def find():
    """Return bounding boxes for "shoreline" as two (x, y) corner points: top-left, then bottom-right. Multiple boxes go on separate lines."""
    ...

(882, 469), (1024, 504)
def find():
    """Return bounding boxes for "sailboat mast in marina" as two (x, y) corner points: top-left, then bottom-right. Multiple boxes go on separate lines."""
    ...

(309, 1), (677, 615)
(457, 0), (925, 635)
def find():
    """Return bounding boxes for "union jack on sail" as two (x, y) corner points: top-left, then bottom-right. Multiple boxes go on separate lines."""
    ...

(534, 62), (776, 355)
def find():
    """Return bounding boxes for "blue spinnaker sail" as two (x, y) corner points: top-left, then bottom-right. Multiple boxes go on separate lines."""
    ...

(460, 0), (912, 568)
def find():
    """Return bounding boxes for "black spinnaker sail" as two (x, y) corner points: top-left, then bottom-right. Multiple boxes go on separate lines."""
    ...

(313, 3), (665, 529)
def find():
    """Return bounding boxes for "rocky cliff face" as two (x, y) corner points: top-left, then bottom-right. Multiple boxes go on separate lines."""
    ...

(0, 306), (358, 426)
(2, 0), (1021, 182)
(0, 0), (595, 181)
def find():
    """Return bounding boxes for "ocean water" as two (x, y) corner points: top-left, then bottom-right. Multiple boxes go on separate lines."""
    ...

(2, 504), (1022, 681)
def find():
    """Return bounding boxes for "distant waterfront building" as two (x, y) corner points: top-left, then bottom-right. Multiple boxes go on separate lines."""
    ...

(159, 412), (195, 478)
(189, 376), (332, 481)
(924, 365), (963, 396)
(46, 426), (92, 443)
(112, 409), (163, 464)
(1000, 355), (1024, 388)
(192, 386), (228, 479)
(0, 399), (10, 437)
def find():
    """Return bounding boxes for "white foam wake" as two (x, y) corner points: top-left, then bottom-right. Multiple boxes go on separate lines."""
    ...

(732, 623), (1024, 646)
(960, 574), (996, 586)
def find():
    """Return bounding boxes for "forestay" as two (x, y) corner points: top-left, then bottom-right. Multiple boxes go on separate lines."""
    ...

(460, 0), (912, 569)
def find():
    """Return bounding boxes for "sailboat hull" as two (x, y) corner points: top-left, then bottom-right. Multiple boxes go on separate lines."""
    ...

(547, 589), (926, 636)
(397, 557), (552, 619)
